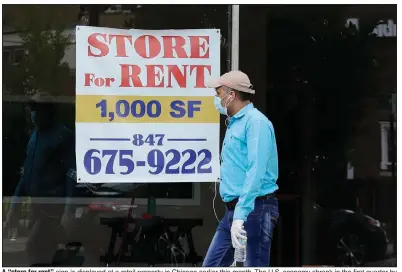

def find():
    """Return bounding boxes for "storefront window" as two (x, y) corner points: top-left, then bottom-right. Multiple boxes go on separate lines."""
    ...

(2, 4), (230, 267)
(2, 4), (396, 268)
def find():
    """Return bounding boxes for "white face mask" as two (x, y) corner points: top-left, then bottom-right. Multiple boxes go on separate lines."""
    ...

(213, 92), (233, 116)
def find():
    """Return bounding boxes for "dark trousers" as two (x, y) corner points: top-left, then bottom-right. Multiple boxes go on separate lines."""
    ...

(25, 204), (65, 266)
(203, 197), (279, 267)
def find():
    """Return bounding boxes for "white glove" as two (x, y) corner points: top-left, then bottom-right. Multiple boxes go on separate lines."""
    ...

(231, 219), (247, 249)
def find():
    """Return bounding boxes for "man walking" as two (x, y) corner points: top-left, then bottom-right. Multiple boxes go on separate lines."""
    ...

(203, 71), (279, 267)
(4, 92), (76, 266)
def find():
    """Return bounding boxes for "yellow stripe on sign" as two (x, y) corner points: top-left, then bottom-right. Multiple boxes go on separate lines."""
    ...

(76, 95), (219, 123)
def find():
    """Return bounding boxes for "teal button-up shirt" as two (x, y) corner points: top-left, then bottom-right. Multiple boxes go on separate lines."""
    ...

(220, 103), (279, 221)
(10, 124), (76, 213)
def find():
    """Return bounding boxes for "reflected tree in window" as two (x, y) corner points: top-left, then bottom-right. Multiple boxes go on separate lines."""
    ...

(3, 5), (73, 97)
(2, 5), (74, 196)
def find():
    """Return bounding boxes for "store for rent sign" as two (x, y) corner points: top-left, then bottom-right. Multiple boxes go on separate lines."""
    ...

(75, 26), (221, 183)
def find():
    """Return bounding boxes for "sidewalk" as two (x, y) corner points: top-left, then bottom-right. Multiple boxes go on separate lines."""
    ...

(3, 237), (29, 267)
(4, 236), (395, 267)
(3, 237), (28, 253)
(364, 258), (397, 267)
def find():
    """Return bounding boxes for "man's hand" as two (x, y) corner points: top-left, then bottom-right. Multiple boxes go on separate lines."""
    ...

(231, 219), (247, 249)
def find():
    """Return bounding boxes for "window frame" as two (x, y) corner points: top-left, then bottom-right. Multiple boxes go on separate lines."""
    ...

(380, 121), (396, 171)
(3, 46), (26, 66)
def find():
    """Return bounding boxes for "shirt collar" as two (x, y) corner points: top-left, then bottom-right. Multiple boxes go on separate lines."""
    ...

(231, 103), (254, 119)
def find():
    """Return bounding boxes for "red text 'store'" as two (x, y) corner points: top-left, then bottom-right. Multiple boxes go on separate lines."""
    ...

(87, 33), (210, 59)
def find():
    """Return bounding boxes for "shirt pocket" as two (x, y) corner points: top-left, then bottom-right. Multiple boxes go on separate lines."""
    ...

(229, 126), (247, 153)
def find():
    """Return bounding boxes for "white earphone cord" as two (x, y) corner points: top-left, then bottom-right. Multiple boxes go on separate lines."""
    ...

(213, 178), (220, 222)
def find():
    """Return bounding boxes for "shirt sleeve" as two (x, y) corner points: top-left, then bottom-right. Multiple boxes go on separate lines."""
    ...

(10, 174), (25, 210)
(233, 118), (272, 221)
(10, 135), (33, 210)
(60, 131), (76, 213)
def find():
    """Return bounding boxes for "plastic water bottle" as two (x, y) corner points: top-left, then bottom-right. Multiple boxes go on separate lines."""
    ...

(234, 237), (247, 266)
